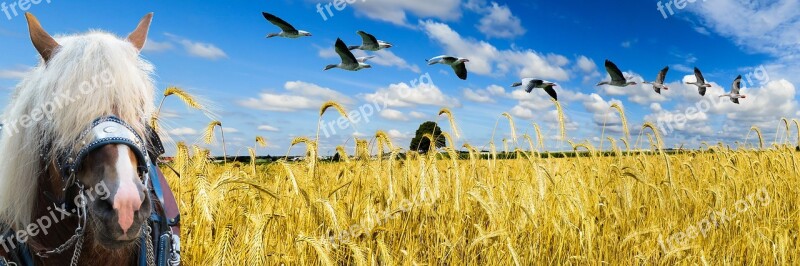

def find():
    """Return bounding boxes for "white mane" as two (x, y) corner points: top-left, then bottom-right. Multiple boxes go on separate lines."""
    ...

(0, 30), (155, 228)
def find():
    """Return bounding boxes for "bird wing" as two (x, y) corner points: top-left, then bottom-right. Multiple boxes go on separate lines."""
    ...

(526, 79), (544, 93)
(357, 31), (378, 46)
(335, 38), (358, 65)
(356, 56), (375, 63)
(694, 67), (706, 84)
(442, 56), (458, 64)
(656, 66), (669, 83)
(452, 62), (468, 80)
(605, 60), (626, 83)
(732, 97), (739, 104)
(262, 12), (298, 33)
(699, 86), (706, 96)
(426, 55), (447, 65)
(543, 85), (558, 101)
(653, 86), (661, 94)
(732, 75), (742, 95)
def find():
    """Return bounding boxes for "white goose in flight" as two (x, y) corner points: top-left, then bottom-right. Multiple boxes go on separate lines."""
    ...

(348, 31), (392, 51)
(262, 12), (311, 38)
(324, 38), (372, 71)
(426, 55), (469, 80)
(512, 79), (558, 101)
(720, 75), (746, 104)
(596, 60), (637, 87)
(643, 66), (670, 94)
(686, 67), (712, 96)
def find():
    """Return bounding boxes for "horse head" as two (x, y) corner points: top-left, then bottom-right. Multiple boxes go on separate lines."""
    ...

(22, 12), (156, 253)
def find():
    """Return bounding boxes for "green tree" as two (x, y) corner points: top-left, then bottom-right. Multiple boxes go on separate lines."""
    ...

(409, 121), (446, 153)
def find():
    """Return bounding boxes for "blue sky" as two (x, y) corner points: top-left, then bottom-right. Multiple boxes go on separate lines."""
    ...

(1, 0), (798, 156)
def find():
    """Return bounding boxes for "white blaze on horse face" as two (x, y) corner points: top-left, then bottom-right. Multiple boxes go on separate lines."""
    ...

(113, 145), (143, 235)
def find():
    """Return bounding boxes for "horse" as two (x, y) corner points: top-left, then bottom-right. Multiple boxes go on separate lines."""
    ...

(0, 13), (179, 265)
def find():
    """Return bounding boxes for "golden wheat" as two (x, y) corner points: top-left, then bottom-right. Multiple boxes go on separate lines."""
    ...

(162, 108), (800, 265)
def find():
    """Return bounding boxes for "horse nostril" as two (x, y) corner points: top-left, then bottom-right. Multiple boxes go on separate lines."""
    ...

(95, 198), (115, 216)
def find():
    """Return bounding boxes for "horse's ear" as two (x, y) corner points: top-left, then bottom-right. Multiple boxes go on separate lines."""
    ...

(25, 12), (60, 62)
(127, 13), (153, 52)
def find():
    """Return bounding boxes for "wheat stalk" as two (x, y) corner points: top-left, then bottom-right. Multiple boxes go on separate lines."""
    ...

(439, 108), (461, 139)
(610, 102), (630, 140)
(551, 99), (567, 142)
(203, 120), (227, 164)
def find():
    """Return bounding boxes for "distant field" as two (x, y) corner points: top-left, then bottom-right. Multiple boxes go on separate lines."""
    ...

(165, 141), (799, 264)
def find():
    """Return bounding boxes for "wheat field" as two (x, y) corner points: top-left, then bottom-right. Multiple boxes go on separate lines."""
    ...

(161, 100), (800, 265)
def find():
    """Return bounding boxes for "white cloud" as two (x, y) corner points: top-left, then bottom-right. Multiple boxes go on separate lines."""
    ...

(169, 127), (197, 136)
(576, 56), (596, 73)
(509, 105), (535, 119)
(142, 39), (174, 53)
(258, 125), (280, 132)
(686, 0), (800, 57)
(222, 127), (239, 134)
(508, 88), (554, 111)
(387, 129), (411, 140)
(409, 111), (427, 119)
(463, 84), (504, 103)
(419, 20), (570, 80)
(469, 1), (526, 39)
(0, 66), (31, 80)
(582, 93), (624, 133)
(621, 39), (638, 48)
(575, 56), (601, 83)
(650, 103), (663, 112)
(239, 81), (352, 112)
(285, 81), (354, 104)
(380, 109), (409, 121)
(671, 64), (694, 73)
(463, 88), (493, 103)
(362, 82), (460, 108)
(165, 33), (227, 60)
(348, 0), (462, 26)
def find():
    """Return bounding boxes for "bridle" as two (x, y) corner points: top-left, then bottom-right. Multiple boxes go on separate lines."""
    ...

(36, 115), (161, 266)
(56, 115), (152, 188)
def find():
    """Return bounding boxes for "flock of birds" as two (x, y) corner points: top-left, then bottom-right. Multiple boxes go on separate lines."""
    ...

(262, 12), (747, 104)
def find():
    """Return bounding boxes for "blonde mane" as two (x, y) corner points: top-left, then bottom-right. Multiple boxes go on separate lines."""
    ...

(0, 31), (155, 228)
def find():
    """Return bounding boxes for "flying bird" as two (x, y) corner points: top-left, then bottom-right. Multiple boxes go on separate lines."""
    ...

(596, 60), (637, 87)
(512, 79), (558, 101)
(324, 38), (372, 71)
(720, 75), (746, 104)
(348, 31), (392, 51)
(643, 66), (670, 94)
(686, 67), (712, 96)
(262, 12), (311, 38)
(426, 55), (469, 80)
